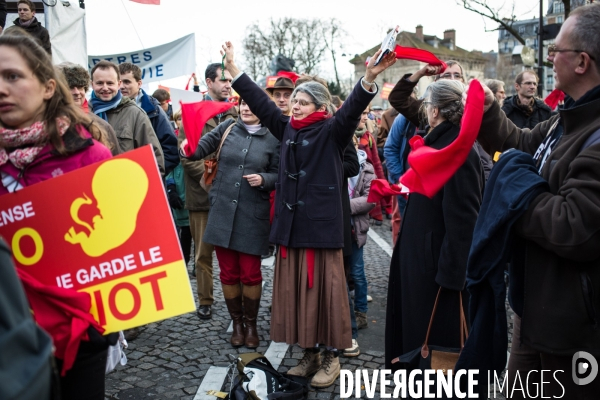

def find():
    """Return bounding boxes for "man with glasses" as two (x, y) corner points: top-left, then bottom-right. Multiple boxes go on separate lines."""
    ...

(502, 70), (552, 129)
(472, 3), (600, 397)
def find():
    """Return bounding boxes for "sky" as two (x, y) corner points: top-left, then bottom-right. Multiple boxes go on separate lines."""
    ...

(84, 0), (542, 90)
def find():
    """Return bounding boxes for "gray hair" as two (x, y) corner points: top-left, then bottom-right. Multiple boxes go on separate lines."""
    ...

(427, 80), (466, 126)
(569, 3), (600, 71)
(483, 79), (505, 96)
(291, 81), (335, 115)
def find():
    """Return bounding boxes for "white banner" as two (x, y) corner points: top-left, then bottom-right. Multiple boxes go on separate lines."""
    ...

(45, 1), (87, 68)
(88, 34), (196, 83)
(167, 87), (204, 114)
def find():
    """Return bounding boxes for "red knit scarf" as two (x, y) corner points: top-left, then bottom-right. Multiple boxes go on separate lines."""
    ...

(290, 111), (330, 130)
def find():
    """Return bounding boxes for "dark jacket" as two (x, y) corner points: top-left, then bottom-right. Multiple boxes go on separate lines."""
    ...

(501, 95), (553, 130)
(476, 85), (600, 355)
(385, 120), (484, 369)
(178, 101), (237, 211)
(0, 1), (6, 29)
(455, 150), (549, 392)
(138, 89), (179, 175)
(342, 141), (359, 257)
(389, 74), (494, 179)
(188, 119), (280, 256)
(13, 17), (51, 54)
(232, 73), (376, 248)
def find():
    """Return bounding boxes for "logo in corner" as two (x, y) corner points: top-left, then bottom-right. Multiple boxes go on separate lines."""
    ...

(64, 159), (149, 257)
(572, 351), (598, 386)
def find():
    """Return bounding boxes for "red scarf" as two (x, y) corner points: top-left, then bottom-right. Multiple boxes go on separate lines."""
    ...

(290, 111), (330, 130)
(544, 89), (565, 110)
(393, 45), (448, 72)
(181, 101), (235, 156)
(399, 79), (485, 198)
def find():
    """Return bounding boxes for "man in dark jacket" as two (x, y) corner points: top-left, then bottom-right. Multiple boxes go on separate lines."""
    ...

(118, 63), (179, 175)
(0, 0), (7, 34)
(501, 70), (552, 129)
(13, 0), (51, 55)
(179, 63), (237, 320)
(474, 3), (600, 397)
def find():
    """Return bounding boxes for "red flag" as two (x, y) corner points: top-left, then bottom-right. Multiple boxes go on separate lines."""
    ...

(544, 89), (565, 110)
(399, 79), (484, 198)
(276, 70), (300, 84)
(17, 269), (104, 376)
(367, 179), (402, 203)
(130, 0), (160, 4)
(394, 45), (447, 72)
(180, 101), (235, 157)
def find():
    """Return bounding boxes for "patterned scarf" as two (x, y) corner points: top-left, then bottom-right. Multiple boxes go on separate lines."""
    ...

(0, 119), (69, 169)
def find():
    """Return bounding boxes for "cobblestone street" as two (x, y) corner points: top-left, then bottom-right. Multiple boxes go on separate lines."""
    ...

(105, 218), (512, 399)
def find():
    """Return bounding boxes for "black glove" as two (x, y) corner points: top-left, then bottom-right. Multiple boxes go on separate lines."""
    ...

(167, 184), (184, 209)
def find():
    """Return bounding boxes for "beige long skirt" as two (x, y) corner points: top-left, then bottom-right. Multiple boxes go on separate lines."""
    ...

(270, 247), (352, 350)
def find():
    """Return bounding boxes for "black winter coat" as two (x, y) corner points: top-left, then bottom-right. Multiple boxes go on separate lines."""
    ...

(501, 95), (552, 129)
(13, 17), (51, 55)
(232, 73), (375, 248)
(342, 142), (359, 257)
(385, 120), (484, 369)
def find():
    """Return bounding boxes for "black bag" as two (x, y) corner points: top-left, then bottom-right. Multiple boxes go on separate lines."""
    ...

(394, 288), (468, 375)
(228, 353), (308, 400)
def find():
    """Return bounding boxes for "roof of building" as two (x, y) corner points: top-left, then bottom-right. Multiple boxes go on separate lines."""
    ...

(349, 30), (488, 66)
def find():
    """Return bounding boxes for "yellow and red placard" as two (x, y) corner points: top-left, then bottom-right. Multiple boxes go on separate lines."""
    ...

(0, 146), (195, 333)
(380, 82), (395, 100)
(266, 76), (279, 88)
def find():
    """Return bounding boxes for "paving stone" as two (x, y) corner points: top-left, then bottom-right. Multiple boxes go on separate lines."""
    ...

(105, 221), (514, 400)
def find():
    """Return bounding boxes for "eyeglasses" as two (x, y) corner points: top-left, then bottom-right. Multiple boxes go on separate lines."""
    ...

(422, 101), (432, 106)
(440, 72), (463, 80)
(548, 44), (596, 61)
(291, 99), (314, 107)
(519, 81), (538, 87)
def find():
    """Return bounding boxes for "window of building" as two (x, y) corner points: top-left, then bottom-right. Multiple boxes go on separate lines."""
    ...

(557, 16), (564, 24)
(547, 75), (554, 87)
(519, 26), (526, 34)
(554, 1), (564, 14)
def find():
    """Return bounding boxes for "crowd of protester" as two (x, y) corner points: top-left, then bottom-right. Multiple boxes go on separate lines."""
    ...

(1, 1), (600, 398)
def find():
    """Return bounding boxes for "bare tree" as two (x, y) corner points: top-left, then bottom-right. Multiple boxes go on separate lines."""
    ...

(321, 18), (346, 90)
(457, 0), (527, 44)
(241, 17), (329, 79)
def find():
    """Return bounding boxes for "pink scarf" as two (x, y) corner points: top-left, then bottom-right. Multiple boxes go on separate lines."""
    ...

(0, 119), (69, 169)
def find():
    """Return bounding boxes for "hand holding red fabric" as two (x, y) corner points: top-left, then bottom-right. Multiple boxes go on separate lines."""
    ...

(399, 79), (485, 198)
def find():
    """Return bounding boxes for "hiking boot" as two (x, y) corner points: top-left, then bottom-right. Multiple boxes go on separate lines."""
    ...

(311, 350), (340, 388)
(287, 349), (321, 377)
(355, 311), (368, 329)
(343, 339), (360, 357)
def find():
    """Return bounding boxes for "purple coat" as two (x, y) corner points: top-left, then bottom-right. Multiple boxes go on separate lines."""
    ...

(0, 126), (112, 195)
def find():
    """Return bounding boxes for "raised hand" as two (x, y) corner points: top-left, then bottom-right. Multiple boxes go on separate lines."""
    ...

(365, 49), (397, 82)
(220, 41), (241, 77)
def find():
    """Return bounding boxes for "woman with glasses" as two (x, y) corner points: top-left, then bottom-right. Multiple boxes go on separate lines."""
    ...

(217, 41), (396, 388)
(384, 80), (485, 372)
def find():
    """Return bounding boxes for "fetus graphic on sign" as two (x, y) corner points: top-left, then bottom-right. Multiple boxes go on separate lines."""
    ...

(65, 159), (149, 257)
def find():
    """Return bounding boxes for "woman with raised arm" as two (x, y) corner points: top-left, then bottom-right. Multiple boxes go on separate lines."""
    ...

(218, 41), (396, 388)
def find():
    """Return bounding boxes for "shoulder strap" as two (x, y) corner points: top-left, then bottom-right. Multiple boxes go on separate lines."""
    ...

(216, 121), (235, 161)
(579, 127), (600, 154)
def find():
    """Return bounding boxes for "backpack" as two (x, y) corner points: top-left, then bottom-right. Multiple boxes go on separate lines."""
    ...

(0, 239), (55, 400)
(228, 353), (308, 400)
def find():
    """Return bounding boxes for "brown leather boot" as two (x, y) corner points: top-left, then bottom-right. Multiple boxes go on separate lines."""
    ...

(242, 283), (262, 349)
(222, 284), (244, 347)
